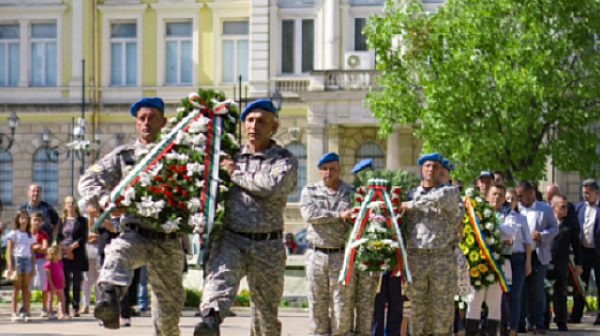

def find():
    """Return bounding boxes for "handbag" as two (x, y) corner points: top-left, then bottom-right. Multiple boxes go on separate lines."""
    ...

(3, 270), (18, 281)
(86, 243), (98, 260)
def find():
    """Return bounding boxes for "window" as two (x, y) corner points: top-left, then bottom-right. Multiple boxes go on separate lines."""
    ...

(110, 22), (137, 86)
(355, 18), (368, 51)
(33, 149), (58, 204)
(0, 152), (12, 204)
(286, 143), (307, 202)
(30, 23), (57, 86)
(221, 21), (249, 83)
(356, 142), (385, 170)
(281, 19), (314, 75)
(165, 21), (192, 85)
(0, 24), (20, 87)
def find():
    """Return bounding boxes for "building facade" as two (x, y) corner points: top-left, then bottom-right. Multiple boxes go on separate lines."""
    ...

(0, 0), (583, 229)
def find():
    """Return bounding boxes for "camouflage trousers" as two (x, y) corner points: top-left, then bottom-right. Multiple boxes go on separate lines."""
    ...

(98, 230), (184, 336)
(348, 270), (378, 336)
(305, 249), (352, 336)
(406, 250), (456, 336)
(200, 230), (286, 336)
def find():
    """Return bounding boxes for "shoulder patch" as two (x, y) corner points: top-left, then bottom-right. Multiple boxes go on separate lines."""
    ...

(90, 163), (105, 174)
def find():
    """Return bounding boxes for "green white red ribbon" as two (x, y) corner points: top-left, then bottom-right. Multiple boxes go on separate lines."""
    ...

(464, 196), (510, 293)
(568, 257), (588, 310)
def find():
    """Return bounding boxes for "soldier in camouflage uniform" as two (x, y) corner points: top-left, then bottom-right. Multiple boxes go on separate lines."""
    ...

(400, 153), (463, 336)
(194, 99), (298, 336)
(79, 97), (185, 336)
(349, 159), (379, 336)
(300, 152), (354, 336)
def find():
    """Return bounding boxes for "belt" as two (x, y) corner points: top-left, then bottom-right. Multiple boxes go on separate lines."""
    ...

(308, 243), (345, 254)
(125, 224), (179, 240)
(229, 230), (282, 241)
(408, 246), (452, 256)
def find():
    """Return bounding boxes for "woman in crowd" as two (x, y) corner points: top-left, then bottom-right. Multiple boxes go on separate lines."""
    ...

(6, 210), (36, 322)
(56, 196), (88, 317)
(81, 201), (99, 314)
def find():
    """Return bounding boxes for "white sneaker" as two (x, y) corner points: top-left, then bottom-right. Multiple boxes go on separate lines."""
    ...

(23, 313), (31, 322)
(120, 318), (131, 327)
(41, 308), (48, 317)
(12, 314), (21, 322)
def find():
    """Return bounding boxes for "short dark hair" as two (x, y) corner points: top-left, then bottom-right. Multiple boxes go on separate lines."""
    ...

(30, 211), (43, 219)
(516, 180), (534, 191)
(491, 184), (506, 193)
(582, 179), (599, 192)
(494, 171), (504, 178)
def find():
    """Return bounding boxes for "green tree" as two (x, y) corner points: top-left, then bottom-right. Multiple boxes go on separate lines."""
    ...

(364, 0), (600, 182)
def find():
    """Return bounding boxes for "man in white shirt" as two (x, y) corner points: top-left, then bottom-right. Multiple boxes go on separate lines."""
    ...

(569, 179), (600, 325)
(516, 180), (558, 334)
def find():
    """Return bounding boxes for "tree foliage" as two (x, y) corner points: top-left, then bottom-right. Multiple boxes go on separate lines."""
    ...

(364, 0), (600, 182)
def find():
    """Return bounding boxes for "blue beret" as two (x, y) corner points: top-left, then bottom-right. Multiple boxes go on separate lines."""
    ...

(479, 170), (494, 180)
(241, 98), (277, 121)
(351, 158), (373, 173)
(317, 152), (339, 168)
(130, 97), (165, 117)
(442, 159), (453, 172)
(417, 152), (444, 166)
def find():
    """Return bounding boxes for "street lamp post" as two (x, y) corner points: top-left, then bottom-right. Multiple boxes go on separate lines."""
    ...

(0, 111), (20, 152)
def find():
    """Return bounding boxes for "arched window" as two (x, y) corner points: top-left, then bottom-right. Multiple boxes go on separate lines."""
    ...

(33, 148), (59, 203)
(286, 142), (307, 202)
(356, 142), (385, 170)
(0, 151), (13, 204)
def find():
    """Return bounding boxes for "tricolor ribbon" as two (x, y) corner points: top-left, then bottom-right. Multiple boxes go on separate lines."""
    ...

(568, 257), (589, 310)
(464, 196), (510, 293)
(340, 184), (411, 285)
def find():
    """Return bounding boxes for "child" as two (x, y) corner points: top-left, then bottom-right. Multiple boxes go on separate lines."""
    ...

(6, 210), (36, 322)
(45, 245), (68, 320)
(30, 211), (50, 317)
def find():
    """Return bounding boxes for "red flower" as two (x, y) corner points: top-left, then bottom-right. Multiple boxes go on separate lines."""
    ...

(362, 261), (370, 266)
(153, 176), (163, 181)
(353, 207), (360, 213)
(182, 175), (191, 181)
(350, 217), (356, 223)
(397, 217), (403, 223)
(378, 260), (385, 266)
(392, 187), (401, 195)
(166, 199), (175, 207)
(394, 207), (400, 214)
(391, 199), (399, 204)
(148, 186), (155, 192)
(182, 190), (189, 197)
(169, 165), (176, 171)
(116, 195), (124, 204)
(164, 190), (173, 198)
(155, 187), (163, 193)
(178, 165), (186, 171)
(355, 196), (363, 203)
(179, 201), (185, 209)
(174, 186), (181, 194)
(161, 183), (170, 188)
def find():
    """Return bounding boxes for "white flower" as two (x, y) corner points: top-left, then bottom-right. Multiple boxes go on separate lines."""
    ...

(466, 188), (475, 197)
(226, 133), (237, 143)
(192, 145), (206, 154)
(219, 185), (229, 192)
(217, 203), (224, 213)
(147, 143), (156, 150)
(154, 200), (165, 211)
(186, 162), (204, 176)
(165, 151), (179, 161)
(475, 196), (484, 203)
(161, 218), (181, 233)
(489, 237), (496, 244)
(458, 302), (465, 309)
(493, 253), (500, 260)
(190, 133), (207, 146)
(177, 107), (186, 114)
(135, 148), (149, 157)
(367, 201), (384, 212)
(485, 222), (494, 231)
(125, 166), (133, 172)
(123, 187), (136, 202)
(454, 295), (460, 301)
(187, 197), (201, 213)
(148, 161), (163, 177)
(474, 281), (481, 286)
(188, 116), (211, 134)
(483, 208), (492, 218)
(567, 286), (573, 292)
(169, 117), (179, 124)
(358, 264), (368, 271)
(178, 153), (189, 163)
(486, 274), (495, 282)
(196, 179), (205, 188)
(138, 172), (152, 187)
(120, 197), (132, 207)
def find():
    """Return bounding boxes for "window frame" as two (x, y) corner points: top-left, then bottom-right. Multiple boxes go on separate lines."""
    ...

(32, 148), (59, 204)
(164, 20), (193, 86)
(355, 141), (385, 170)
(0, 23), (20, 87)
(109, 21), (137, 87)
(286, 142), (307, 203)
(220, 20), (249, 85)
(0, 151), (13, 205)
(279, 17), (315, 76)
(29, 21), (58, 87)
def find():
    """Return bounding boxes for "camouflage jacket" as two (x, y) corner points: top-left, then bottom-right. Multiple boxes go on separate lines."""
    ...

(78, 140), (156, 230)
(300, 180), (353, 248)
(405, 184), (464, 250)
(224, 142), (298, 233)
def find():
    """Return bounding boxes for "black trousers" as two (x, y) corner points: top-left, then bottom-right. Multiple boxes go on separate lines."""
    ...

(120, 267), (141, 319)
(63, 259), (83, 314)
(371, 273), (404, 336)
(544, 261), (569, 325)
(572, 248), (600, 319)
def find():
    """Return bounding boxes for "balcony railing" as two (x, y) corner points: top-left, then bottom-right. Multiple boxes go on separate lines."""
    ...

(274, 78), (310, 93)
(308, 70), (380, 91)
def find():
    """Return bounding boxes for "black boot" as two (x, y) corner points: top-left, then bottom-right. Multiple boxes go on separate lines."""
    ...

(194, 309), (220, 336)
(465, 319), (480, 336)
(499, 322), (509, 336)
(486, 320), (500, 336)
(94, 284), (124, 329)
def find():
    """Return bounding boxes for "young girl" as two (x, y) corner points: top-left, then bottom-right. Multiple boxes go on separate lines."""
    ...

(6, 210), (36, 322)
(45, 245), (69, 320)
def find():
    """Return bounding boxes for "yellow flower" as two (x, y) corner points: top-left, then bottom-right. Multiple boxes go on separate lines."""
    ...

(462, 246), (469, 255)
(469, 252), (479, 262)
(470, 199), (476, 208)
(476, 212), (482, 221)
(464, 225), (473, 234)
(478, 264), (489, 273)
(463, 216), (470, 224)
(470, 268), (480, 277)
(465, 236), (475, 245)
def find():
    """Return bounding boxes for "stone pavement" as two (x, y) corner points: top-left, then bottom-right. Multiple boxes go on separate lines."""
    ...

(1, 305), (600, 335)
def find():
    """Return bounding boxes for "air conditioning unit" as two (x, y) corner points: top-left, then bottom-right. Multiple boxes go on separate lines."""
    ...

(344, 51), (375, 70)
